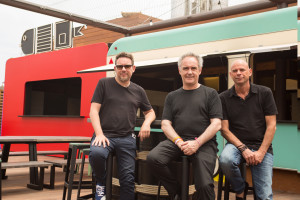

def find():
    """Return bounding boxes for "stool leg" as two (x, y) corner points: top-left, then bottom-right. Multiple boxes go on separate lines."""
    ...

(106, 153), (113, 200)
(67, 147), (78, 200)
(224, 178), (230, 200)
(157, 181), (161, 200)
(63, 147), (74, 200)
(92, 175), (96, 200)
(77, 154), (86, 199)
(181, 156), (189, 200)
(253, 190), (257, 200)
(217, 170), (223, 200)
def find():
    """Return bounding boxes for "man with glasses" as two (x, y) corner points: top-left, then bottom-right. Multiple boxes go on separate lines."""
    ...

(147, 52), (222, 200)
(89, 52), (156, 200)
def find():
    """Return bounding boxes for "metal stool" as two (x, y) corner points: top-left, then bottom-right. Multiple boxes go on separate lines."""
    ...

(62, 143), (91, 200)
(217, 163), (257, 200)
(76, 149), (116, 200)
(157, 155), (219, 200)
(157, 156), (190, 200)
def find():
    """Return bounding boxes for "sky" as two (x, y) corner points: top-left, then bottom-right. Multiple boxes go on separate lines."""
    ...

(0, 0), (257, 86)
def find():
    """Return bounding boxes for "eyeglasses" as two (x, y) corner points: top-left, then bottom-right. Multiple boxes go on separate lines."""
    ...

(115, 65), (132, 70)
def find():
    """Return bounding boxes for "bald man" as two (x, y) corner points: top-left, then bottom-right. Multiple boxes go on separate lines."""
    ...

(219, 60), (277, 200)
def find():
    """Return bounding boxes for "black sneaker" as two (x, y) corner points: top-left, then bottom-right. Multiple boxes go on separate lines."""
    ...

(95, 184), (106, 200)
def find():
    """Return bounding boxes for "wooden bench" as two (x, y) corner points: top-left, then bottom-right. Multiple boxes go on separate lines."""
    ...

(0, 150), (68, 159)
(44, 159), (88, 189)
(0, 161), (53, 200)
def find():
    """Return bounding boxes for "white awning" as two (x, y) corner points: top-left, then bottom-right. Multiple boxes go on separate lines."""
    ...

(235, 43), (296, 54)
(77, 57), (179, 74)
(203, 43), (297, 57)
(77, 43), (296, 74)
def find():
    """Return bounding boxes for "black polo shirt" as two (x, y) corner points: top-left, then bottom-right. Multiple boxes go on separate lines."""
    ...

(219, 84), (278, 154)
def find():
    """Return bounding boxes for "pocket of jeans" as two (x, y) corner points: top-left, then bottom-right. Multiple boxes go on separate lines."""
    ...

(126, 133), (136, 149)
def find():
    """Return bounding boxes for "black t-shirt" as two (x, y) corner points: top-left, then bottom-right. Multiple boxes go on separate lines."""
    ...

(91, 77), (152, 137)
(162, 85), (223, 142)
(219, 84), (278, 154)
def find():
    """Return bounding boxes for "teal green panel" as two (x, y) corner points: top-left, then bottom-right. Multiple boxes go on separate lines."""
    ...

(298, 129), (300, 173)
(216, 131), (225, 156)
(134, 127), (163, 132)
(298, 21), (300, 41)
(273, 123), (298, 170)
(108, 7), (296, 56)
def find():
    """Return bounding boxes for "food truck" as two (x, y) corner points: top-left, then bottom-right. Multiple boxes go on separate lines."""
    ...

(2, 6), (299, 186)
(78, 6), (300, 177)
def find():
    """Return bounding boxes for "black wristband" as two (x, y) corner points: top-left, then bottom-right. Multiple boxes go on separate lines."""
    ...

(237, 144), (248, 153)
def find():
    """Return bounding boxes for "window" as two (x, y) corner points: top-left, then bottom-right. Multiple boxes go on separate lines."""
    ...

(24, 77), (81, 116)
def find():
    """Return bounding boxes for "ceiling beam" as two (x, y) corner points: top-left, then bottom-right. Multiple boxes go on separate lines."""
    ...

(128, 0), (296, 34)
(0, 0), (129, 34)
(0, 0), (297, 35)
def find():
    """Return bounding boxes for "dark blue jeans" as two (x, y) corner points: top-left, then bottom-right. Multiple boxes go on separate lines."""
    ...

(219, 143), (273, 200)
(89, 133), (137, 200)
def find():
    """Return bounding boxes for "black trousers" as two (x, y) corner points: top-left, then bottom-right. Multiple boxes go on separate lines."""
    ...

(146, 139), (217, 200)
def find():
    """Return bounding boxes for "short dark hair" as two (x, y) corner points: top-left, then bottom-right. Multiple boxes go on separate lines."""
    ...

(178, 52), (203, 69)
(115, 52), (134, 65)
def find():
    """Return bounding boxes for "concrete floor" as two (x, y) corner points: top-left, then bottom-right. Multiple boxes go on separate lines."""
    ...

(1, 155), (299, 200)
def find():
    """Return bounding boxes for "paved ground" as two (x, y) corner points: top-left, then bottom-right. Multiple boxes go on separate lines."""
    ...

(1, 155), (300, 200)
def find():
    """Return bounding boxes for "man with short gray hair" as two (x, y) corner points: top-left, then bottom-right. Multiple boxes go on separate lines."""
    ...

(147, 52), (222, 200)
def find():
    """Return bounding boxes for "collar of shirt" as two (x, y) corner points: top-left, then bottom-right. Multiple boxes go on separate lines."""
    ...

(228, 83), (259, 98)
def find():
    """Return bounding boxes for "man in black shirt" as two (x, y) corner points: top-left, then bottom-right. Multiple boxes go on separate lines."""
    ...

(219, 59), (277, 200)
(147, 52), (222, 200)
(89, 52), (156, 200)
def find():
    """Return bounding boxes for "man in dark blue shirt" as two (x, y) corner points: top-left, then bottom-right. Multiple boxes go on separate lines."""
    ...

(219, 59), (277, 200)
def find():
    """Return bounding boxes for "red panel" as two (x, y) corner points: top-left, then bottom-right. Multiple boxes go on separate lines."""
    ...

(2, 43), (108, 151)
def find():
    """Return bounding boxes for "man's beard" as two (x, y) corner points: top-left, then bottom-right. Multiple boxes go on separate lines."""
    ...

(119, 73), (130, 82)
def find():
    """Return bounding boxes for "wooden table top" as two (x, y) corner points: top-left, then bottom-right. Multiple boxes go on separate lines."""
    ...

(0, 136), (91, 143)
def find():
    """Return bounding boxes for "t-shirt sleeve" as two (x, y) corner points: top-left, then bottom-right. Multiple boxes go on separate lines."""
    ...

(208, 89), (223, 119)
(262, 87), (278, 116)
(91, 79), (104, 104)
(219, 93), (228, 120)
(139, 88), (152, 112)
(162, 93), (173, 121)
